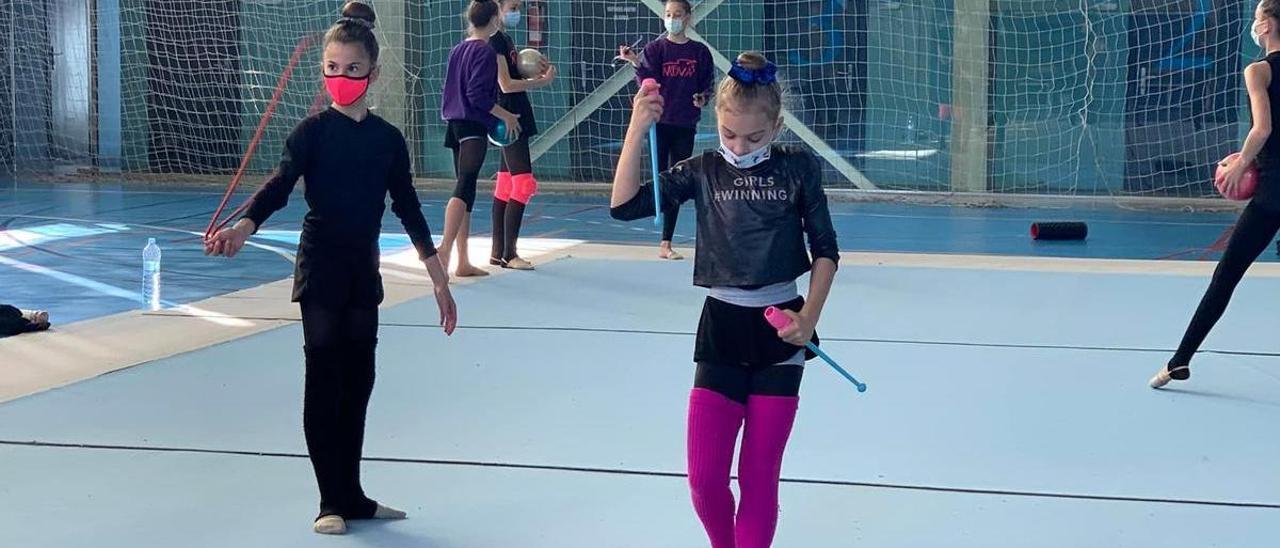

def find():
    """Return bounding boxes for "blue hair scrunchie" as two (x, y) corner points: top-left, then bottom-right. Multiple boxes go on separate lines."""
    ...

(727, 61), (778, 85)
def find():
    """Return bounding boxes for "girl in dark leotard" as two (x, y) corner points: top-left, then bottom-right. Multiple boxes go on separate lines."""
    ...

(1152, 0), (1280, 389)
(205, 2), (458, 534)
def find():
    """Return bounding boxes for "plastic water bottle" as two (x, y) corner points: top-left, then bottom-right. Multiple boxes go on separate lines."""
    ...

(904, 115), (917, 145)
(142, 238), (162, 311)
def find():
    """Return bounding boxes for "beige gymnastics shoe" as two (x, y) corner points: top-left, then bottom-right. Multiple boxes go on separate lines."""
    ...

(1149, 365), (1190, 389)
(313, 515), (347, 535)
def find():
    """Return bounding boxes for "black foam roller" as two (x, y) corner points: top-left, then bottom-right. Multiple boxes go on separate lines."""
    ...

(1030, 222), (1087, 241)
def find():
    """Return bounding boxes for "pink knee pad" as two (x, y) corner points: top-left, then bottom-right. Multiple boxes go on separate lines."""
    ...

(494, 171), (513, 201)
(510, 173), (538, 204)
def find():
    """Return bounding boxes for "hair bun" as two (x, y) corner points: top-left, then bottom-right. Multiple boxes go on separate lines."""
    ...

(341, 1), (377, 27)
(735, 51), (769, 71)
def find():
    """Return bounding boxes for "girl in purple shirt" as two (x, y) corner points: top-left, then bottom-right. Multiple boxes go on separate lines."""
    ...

(619, 0), (715, 260)
(439, 0), (521, 277)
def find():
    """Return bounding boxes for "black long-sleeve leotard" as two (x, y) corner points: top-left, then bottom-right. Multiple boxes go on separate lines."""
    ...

(244, 108), (437, 305)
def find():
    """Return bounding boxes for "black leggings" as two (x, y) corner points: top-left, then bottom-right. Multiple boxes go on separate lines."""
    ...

(491, 136), (534, 262)
(694, 361), (804, 405)
(300, 301), (380, 519)
(451, 137), (488, 212)
(499, 136), (532, 175)
(1171, 200), (1280, 367)
(656, 123), (696, 242)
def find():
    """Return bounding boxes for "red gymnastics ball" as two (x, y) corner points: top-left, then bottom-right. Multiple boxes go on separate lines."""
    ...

(1215, 152), (1259, 201)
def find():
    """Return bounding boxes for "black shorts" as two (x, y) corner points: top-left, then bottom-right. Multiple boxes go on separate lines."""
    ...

(694, 361), (804, 403)
(693, 296), (818, 366)
(498, 93), (538, 138)
(444, 119), (488, 149)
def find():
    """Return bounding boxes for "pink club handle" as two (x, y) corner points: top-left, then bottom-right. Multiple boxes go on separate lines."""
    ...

(763, 306), (868, 394)
(764, 306), (792, 330)
(640, 78), (660, 95)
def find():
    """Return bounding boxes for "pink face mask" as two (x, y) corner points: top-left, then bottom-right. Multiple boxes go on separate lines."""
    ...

(324, 74), (370, 106)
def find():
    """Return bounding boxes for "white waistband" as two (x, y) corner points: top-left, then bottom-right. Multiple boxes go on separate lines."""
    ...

(708, 280), (799, 308)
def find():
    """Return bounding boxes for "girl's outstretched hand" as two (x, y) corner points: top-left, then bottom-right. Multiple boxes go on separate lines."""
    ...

(616, 45), (640, 66)
(205, 220), (253, 258)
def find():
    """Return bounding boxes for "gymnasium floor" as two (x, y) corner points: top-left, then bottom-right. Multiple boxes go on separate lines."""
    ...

(0, 182), (1264, 324)
(1, 181), (1278, 547)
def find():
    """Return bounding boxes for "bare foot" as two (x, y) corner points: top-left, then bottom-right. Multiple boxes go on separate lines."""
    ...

(455, 264), (490, 277)
(373, 503), (408, 520)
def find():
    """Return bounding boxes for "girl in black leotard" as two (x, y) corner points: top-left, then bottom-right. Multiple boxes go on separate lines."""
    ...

(1152, 0), (1280, 388)
(489, 0), (557, 270)
(205, 2), (458, 534)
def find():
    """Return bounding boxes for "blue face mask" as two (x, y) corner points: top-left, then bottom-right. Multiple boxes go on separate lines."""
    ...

(665, 17), (685, 35)
(503, 11), (521, 28)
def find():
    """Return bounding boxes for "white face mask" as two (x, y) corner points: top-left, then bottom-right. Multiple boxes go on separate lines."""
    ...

(718, 139), (772, 169)
(665, 17), (685, 35)
(1253, 20), (1264, 47)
